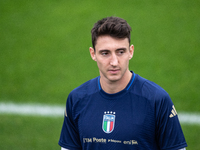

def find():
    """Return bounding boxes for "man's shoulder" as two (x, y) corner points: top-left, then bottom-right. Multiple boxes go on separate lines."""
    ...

(133, 74), (170, 101)
(69, 76), (99, 98)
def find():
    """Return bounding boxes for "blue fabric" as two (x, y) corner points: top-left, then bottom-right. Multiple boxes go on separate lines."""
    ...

(59, 72), (187, 150)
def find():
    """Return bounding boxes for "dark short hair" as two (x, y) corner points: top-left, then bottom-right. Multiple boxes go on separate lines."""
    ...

(91, 16), (132, 50)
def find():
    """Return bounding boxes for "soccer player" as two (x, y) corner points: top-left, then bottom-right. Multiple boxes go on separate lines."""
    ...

(59, 16), (187, 150)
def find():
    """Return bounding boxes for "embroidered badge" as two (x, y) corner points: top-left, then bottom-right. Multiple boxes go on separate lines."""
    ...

(102, 111), (115, 133)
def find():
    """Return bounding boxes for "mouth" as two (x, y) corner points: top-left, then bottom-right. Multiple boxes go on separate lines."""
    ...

(108, 69), (120, 74)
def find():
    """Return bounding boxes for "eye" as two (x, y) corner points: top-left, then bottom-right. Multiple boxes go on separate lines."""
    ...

(100, 50), (110, 56)
(102, 52), (108, 55)
(119, 50), (124, 54)
(117, 50), (125, 55)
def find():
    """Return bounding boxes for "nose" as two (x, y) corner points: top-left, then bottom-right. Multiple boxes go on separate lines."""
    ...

(110, 54), (118, 66)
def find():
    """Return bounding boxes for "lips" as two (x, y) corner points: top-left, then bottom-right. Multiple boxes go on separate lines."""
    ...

(108, 69), (120, 74)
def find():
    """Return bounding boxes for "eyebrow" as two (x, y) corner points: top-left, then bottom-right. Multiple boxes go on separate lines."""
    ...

(116, 48), (127, 51)
(98, 49), (110, 54)
(98, 47), (127, 52)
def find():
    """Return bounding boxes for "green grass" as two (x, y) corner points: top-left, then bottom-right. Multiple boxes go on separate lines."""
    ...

(0, 114), (63, 150)
(181, 124), (200, 150)
(0, 0), (199, 149)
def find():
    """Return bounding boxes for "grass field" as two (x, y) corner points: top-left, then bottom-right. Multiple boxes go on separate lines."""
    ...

(0, 0), (199, 149)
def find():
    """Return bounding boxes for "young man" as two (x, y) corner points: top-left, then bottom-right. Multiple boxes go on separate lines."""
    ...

(59, 16), (187, 150)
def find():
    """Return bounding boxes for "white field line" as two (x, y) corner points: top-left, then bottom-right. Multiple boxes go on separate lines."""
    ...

(0, 102), (200, 125)
(0, 102), (65, 117)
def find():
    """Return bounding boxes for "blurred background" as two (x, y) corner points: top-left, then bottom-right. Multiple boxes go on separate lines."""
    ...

(0, 0), (199, 149)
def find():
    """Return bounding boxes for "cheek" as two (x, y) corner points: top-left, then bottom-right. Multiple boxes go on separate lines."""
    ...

(96, 59), (103, 68)
(122, 57), (130, 67)
(96, 59), (108, 69)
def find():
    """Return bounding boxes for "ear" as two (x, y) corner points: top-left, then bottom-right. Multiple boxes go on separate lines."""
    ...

(129, 45), (134, 60)
(89, 47), (97, 61)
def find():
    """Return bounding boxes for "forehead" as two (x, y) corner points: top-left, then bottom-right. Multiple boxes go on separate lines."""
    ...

(95, 35), (129, 51)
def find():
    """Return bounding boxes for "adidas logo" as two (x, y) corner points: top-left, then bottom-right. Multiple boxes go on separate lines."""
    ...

(169, 105), (177, 118)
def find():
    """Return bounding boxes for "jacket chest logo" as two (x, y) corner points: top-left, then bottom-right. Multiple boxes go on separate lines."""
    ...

(102, 111), (115, 133)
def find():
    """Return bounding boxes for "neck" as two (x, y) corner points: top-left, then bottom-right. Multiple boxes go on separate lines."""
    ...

(100, 70), (132, 94)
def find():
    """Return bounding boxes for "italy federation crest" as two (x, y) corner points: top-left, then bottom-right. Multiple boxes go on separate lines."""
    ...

(102, 111), (115, 133)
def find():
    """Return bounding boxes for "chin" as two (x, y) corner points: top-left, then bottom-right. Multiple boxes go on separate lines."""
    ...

(107, 75), (122, 82)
